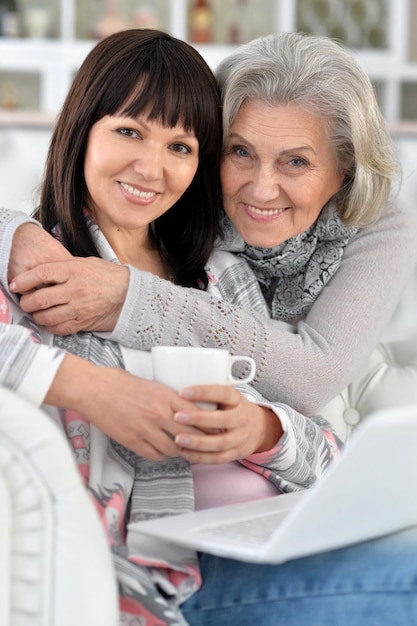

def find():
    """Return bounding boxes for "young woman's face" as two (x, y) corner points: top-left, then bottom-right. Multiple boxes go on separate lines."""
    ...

(220, 100), (344, 248)
(83, 114), (199, 238)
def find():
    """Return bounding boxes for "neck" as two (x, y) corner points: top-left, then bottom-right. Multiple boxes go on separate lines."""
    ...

(103, 225), (170, 279)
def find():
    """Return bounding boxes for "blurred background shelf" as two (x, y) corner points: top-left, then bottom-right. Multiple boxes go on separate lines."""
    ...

(0, 0), (417, 121)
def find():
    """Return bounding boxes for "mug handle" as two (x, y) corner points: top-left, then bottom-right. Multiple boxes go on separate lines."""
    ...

(228, 356), (256, 385)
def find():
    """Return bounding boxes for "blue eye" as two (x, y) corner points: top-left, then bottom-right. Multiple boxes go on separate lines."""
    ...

(233, 146), (250, 157)
(289, 157), (306, 167)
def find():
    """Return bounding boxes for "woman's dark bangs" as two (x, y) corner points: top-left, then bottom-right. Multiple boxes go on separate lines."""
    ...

(122, 64), (197, 134)
(90, 35), (217, 157)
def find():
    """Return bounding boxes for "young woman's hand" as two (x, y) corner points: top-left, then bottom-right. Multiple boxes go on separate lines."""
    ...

(47, 353), (204, 461)
(173, 385), (284, 464)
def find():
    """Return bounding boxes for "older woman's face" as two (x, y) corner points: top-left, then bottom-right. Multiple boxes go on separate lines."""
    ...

(220, 100), (344, 247)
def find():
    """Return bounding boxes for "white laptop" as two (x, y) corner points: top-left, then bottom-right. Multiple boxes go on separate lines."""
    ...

(128, 405), (417, 564)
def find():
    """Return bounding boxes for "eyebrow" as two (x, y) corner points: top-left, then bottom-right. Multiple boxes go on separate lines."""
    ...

(227, 132), (317, 156)
(117, 114), (197, 139)
(280, 146), (317, 156)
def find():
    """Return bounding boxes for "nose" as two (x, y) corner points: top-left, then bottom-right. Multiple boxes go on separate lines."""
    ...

(133, 147), (163, 181)
(250, 163), (281, 204)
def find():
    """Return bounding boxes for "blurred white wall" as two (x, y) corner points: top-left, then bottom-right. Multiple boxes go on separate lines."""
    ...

(0, 125), (49, 213)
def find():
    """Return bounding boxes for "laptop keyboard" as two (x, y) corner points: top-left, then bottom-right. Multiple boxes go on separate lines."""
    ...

(198, 511), (288, 546)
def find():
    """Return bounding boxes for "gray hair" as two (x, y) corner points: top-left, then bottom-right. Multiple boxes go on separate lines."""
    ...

(216, 31), (400, 227)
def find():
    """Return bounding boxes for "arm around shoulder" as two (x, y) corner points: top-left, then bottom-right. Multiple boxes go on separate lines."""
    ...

(110, 202), (417, 415)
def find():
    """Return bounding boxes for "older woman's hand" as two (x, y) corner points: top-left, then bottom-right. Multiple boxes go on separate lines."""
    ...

(7, 223), (71, 282)
(173, 385), (284, 463)
(10, 256), (129, 335)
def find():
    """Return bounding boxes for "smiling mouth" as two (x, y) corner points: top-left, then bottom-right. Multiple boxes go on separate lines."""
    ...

(120, 182), (157, 199)
(246, 204), (288, 216)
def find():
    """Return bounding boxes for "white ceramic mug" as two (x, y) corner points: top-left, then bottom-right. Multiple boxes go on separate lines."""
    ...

(151, 346), (256, 409)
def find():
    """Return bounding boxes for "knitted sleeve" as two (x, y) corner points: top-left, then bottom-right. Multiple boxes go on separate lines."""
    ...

(112, 202), (417, 415)
(0, 322), (65, 407)
(0, 210), (66, 405)
(236, 385), (341, 492)
(0, 208), (39, 289)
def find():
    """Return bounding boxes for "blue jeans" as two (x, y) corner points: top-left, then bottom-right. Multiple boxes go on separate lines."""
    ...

(180, 526), (417, 625)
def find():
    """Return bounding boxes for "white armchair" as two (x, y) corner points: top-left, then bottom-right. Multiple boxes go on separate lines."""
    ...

(0, 385), (118, 626)
(1, 339), (417, 625)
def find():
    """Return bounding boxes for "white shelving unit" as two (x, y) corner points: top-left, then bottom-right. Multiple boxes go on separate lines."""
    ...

(0, 0), (416, 120)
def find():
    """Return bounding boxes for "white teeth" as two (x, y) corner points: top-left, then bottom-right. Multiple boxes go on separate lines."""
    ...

(247, 205), (286, 216)
(120, 182), (156, 199)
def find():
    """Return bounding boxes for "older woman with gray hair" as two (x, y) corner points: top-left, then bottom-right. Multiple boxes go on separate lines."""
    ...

(218, 30), (395, 228)
(1, 30), (417, 625)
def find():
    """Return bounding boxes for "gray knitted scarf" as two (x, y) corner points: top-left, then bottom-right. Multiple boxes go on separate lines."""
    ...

(216, 201), (358, 321)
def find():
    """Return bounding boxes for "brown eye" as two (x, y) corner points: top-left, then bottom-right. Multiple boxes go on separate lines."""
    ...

(171, 143), (191, 154)
(117, 128), (139, 138)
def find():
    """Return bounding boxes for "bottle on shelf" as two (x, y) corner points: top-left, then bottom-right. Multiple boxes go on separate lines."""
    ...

(188, 0), (213, 44)
(132, 4), (159, 30)
(1, 80), (18, 109)
(0, 0), (21, 37)
(227, 0), (249, 44)
(93, 0), (127, 39)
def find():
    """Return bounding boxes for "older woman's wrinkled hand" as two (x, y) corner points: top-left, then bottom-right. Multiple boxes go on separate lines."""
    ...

(173, 385), (284, 463)
(10, 256), (129, 335)
(7, 223), (71, 283)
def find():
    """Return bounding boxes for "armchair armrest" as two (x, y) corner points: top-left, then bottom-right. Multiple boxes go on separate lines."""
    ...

(0, 386), (118, 626)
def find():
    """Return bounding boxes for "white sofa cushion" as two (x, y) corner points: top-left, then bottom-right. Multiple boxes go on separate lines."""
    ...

(321, 340), (417, 442)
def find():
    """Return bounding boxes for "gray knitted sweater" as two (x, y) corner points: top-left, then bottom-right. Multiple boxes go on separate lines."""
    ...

(110, 202), (417, 414)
